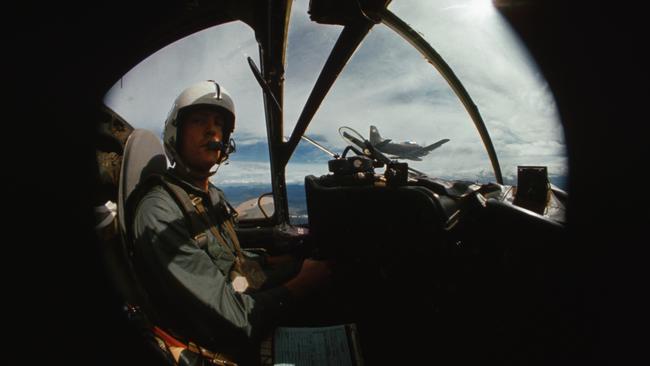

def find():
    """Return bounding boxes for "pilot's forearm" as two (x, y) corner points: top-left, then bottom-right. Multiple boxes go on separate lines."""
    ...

(265, 254), (296, 266)
(263, 254), (302, 288)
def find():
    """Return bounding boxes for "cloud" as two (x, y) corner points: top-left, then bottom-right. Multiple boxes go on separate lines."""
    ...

(211, 160), (329, 185)
(383, 0), (566, 180)
(104, 21), (266, 139)
(211, 161), (271, 185)
(104, 0), (567, 186)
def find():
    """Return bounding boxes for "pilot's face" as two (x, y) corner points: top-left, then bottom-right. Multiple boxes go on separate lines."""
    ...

(178, 107), (225, 172)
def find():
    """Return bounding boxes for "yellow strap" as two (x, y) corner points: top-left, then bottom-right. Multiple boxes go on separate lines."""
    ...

(189, 195), (271, 291)
(153, 327), (238, 365)
(187, 342), (239, 366)
(222, 218), (244, 255)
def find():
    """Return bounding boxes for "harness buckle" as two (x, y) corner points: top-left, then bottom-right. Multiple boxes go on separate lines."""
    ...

(193, 233), (208, 248)
(190, 195), (203, 206)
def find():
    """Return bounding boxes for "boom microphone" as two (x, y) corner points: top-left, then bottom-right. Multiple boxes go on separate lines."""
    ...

(206, 140), (225, 151)
(206, 139), (236, 157)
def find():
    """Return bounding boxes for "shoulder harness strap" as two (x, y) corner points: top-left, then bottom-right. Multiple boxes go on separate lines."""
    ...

(154, 174), (209, 249)
(190, 193), (244, 262)
(154, 174), (267, 292)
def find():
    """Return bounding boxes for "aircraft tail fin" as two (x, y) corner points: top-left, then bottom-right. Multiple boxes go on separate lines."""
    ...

(369, 125), (384, 145)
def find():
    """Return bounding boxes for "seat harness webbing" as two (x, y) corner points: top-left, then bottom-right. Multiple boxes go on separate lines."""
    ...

(154, 173), (266, 292)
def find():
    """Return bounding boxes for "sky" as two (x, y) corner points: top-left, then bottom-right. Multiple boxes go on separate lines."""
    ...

(104, 0), (567, 187)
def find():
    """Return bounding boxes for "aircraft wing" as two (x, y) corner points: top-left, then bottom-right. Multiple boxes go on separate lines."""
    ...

(374, 139), (392, 149)
(393, 138), (449, 160)
(399, 156), (422, 161)
(421, 138), (450, 152)
(389, 155), (422, 161)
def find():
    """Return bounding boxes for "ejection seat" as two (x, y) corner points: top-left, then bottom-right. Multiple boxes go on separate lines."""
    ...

(113, 129), (179, 363)
(116, 129), (244, 365)
(116, 128), (168, 302)
(117, 129), (168, 246)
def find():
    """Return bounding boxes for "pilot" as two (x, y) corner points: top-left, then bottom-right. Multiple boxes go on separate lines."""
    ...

(132, 80), (331, 363)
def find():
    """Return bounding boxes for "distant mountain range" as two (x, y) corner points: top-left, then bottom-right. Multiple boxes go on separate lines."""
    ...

(230, 136), (332, 164)
(220, 174), (568, 225)
(221, 183), (309, 224)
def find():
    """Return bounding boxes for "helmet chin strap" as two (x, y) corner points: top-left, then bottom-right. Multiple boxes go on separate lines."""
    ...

(170, 134), (233, 183)
(205, 154), (228, 177)
(173, 150), (230, 183)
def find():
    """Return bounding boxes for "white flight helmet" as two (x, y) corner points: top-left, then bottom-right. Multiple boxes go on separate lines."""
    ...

(163, 80), (236, 177)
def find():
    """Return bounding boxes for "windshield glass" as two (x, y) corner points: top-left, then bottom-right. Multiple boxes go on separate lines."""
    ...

(286, 0), (567, 188)
(103, 0), (568, 224)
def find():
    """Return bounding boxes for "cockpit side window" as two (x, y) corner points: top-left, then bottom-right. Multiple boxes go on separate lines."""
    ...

(103, 21), (276, 220)
(388, 0), (567, 187)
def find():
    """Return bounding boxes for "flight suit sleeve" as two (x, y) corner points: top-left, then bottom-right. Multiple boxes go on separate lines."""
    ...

(133, 190), (291, 341)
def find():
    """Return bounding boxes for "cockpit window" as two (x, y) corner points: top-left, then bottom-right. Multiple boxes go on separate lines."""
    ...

(284, 1), (340, 225)
(388, 0), (566, 186)
(103, 21), (275, 215)
(104, 0), (567, 226)
(286, 0), (567, 188)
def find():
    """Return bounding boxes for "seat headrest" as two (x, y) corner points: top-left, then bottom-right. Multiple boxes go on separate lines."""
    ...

(117, 129), (168, 235)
